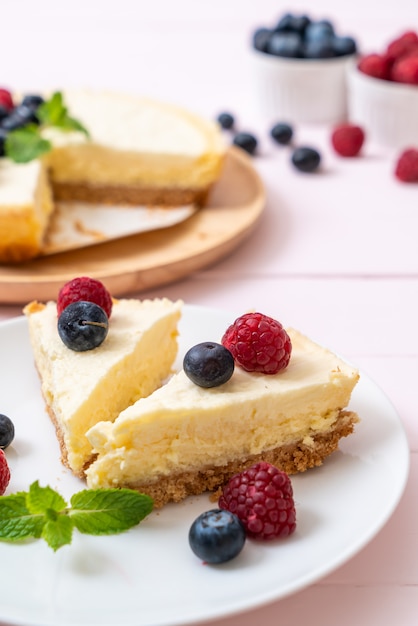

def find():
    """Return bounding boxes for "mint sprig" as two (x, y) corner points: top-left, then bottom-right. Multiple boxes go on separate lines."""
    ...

(5, 91), (89, 164)
(0, 481), (153, 551)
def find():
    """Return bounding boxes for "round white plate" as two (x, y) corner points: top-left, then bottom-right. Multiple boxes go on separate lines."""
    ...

(0, 305), (410, 626)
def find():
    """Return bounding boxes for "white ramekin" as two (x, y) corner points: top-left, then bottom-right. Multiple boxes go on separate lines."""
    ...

(251, 48), (355, 124)
(347, 61), (418, 150)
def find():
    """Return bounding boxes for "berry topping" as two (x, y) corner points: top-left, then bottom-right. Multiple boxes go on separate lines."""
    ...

(183, 342), (234, 388)
(0, 89), (13, 112)
(221, 312), (292, 375)
(57, 276), (113, 318)
(0, 128), (7, 157)
(232, 132), (258, 155)
(1, 104), (40, 131)
(57, 301), (109, 352)
(218, 462), (297, 540)
(21, 94), (45, 110)
(394, 148), (418, 182)
(270, 122), (293, 145)
(0, 449), (11, 495)
(291, 146), (321, 173)
(331, 124), (365, 157)
(0, 414), (15, 450)
(188, 509), (246, 564)
(217, 112), (235, 130)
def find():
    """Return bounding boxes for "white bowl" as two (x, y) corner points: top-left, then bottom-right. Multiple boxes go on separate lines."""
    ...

(347, 61), (418, 150)
(251, 48), (355, 124)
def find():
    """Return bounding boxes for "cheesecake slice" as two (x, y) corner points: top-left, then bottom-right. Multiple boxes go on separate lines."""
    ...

(85, 329), (360, 507)
(24, 297), (182, 475)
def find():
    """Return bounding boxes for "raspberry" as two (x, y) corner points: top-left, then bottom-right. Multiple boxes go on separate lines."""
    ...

(0, 449), (10, 495)
(386, 31), (418, 62)
(358, 53), (391, 80)
(394, 148), (418, 182)
(219, 462), (296, 540)
(221, 312), (291, 374)
(0, 88), (14, 111)
(391, 56), (418, 84)
(57, 276), (113, 318)
(331, 124), (365, 157)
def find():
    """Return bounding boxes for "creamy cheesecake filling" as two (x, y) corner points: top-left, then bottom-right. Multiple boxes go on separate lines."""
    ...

(42, 91), (225, 190)
(85, 329), (359, 492)
(25, 298), (182, 474)
(0, 159), (54, 262)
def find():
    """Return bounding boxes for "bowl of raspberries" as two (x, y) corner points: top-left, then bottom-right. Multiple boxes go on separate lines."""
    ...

(347, 30), (418, 149)
(251, 12), (358, 124)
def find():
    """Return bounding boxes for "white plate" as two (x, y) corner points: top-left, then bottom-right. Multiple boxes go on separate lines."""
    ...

(0, 305), (409, 626)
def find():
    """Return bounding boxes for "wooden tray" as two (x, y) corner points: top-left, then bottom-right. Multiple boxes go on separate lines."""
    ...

(0, 147), (265, 304)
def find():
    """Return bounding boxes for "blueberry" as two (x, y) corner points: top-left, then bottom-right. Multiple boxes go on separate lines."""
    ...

(305, 20), (335, 41)
(252, 27), (272, 52)
(270, 122), (293, 145)
(0, 128), (8, 157)
(189, 509), (246, 564)
(1, 104), (39, 131)
(304, 37), (335, 59)
(0, 105), (8, 123)
(275, 13), (311, 36)
(183, 342), (234, 388)
(333, 35), (357, 57)
(291, 147), (321, 173)
(21, 94), (45, 110)
(57, 301), (109, 352)
(289, 14), (311, 35)
(266, 31), (303, 58)
(217, 112), (235, 130)
(232, 132), (258, 155)
(0, 414), (15, 449)
(274, 12), (295, 32)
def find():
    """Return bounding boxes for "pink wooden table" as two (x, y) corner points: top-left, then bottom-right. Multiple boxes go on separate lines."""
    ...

(0, 1), (417, 624)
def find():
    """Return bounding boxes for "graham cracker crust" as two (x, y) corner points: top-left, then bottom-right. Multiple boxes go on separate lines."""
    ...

(52, 181), (211, 207)
(116, 410), (359, 508)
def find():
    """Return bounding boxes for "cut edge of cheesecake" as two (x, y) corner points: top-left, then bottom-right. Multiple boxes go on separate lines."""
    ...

(0, 159), (55, 263)
(24, 297), (183, 476)
(85, 328), (360, 507)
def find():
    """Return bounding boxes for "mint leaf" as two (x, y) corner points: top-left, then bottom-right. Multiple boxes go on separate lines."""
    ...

(42, 514), (73, 551)
(70, 488), (153, 535)
(26, 481), (67, 514)
(0, 492), (45, 540)
(37, 91), (89, 137)
(37, 91), (66, 126)
(5, 91), (89, 163)
(0, 483), (153, 550)
(5, 126), (51, 163)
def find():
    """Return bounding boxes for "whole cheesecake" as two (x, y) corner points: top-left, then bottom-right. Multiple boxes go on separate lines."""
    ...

(0, 90), (226, 263)
(24, 297), (182, 475)
(85, 328), (359, 507)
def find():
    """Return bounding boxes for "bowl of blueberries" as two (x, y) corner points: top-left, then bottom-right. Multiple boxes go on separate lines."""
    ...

(251, 12), (358, 124)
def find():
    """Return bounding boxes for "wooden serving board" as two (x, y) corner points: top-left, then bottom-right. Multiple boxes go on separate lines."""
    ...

(0, 147), (265, 304)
